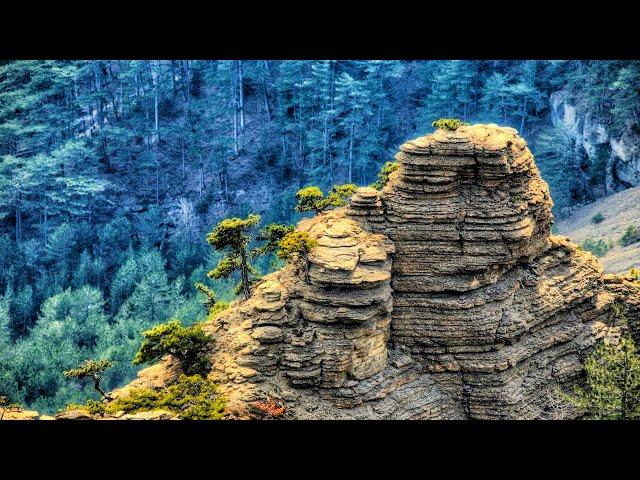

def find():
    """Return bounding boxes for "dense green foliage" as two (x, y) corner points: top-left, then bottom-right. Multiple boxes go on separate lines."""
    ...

(295, 184), (357, 213)
(277, 231), (318, 284)
(619, 225), (640, 247)
(580, 237), (614, 257)
(591, 212), (605, 224)
(133, 319), (213, 375)
(565, 335), (640, 419)
(0, 60), (638, 413)
(105, 374), (225, 420)
(371, 161), (399, 190)
(253, 223), (295, 256)
(432, 118), (466, 131)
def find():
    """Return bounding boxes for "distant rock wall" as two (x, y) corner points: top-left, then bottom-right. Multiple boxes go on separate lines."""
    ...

(550, 91), (640, 195)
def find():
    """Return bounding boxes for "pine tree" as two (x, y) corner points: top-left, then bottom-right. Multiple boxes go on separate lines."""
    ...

(206, 214), (261, 300)
(64, 359), (115, 400)
(277, 231), (317, 284)
(295, 184), (357, 214)
(565, 335), (640, 419)
(253, 223), (294, 256)
(133, 319), (213, 375)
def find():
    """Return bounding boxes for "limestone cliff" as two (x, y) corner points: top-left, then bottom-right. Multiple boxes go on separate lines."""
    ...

(550, 91), (640, 197)
(109, 124), (640, 420)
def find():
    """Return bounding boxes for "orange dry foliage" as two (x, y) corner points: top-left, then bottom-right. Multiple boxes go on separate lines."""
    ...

(253, 397), (286, 418)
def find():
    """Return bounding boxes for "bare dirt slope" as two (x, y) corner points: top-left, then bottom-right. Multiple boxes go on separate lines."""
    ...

(555, 186), (640, 274)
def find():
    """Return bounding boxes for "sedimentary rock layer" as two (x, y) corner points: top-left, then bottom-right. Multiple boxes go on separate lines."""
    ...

(109, 124), (640, 420)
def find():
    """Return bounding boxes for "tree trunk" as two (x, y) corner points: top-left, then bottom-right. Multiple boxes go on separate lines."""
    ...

(92, 61), (103, 130)
(155, 150), (160, 206)
(199, 164), (204, 200)
(221, 158), (229, 203)
(262, 60), (272, 122)
(520, 96), (528, 135)
(299, 132), (304, 187)
(152, 62), (160, 205)
(181, 137), (186, 180)
(237, 60), (245, 132)
(170, 60), (177, 97)
(15, 197), (22, 245)
(328, 61), (336, 183)
(233, 109), (239, 155)
(93, 377), (110, 400)
(323, 115), (328, 167)
(621, 348), (630, 419)
(348, 121), (354, 183)
(240, 248), (250, 299)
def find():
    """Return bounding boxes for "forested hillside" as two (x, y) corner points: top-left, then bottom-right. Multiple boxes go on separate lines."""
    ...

(1, 60), (638, 413)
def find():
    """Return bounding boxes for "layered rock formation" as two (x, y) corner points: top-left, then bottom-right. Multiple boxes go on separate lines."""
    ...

(102, 124), (640, 420)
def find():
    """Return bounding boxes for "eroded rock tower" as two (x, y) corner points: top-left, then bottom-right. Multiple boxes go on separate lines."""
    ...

(122, 124), (640, 419)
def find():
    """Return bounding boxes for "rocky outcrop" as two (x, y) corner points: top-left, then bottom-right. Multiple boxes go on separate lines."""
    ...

(550, 91), (640, 197)
(105, 124), (640, 420)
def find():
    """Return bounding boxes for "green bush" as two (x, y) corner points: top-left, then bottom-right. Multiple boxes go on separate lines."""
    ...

(370, 161), (399, 190)
(619, 225), (640, 247)
(133, 319), (213, 375)
(105, 374), (226, 420)
(591, 212), (605, 224)
(563, 334), (640, 419)
(295, 184), (357, 214)
(581, 237), (614, 257)
(432, 118), (467, 131)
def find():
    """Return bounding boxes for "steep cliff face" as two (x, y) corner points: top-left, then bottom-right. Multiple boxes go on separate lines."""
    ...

(550, 91), (640, 195)
(115, 124), (640, 420)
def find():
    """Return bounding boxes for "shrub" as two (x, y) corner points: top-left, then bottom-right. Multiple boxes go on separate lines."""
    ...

(277, 231), (318, 284)
(0, 395), (22, 420)
(619, 225), (640, 247)
(371, 161), (399, 190)
(252, 223), (294, 257)
(105, 374), (226, 420)
(133, 319), (213, 375)
(65, 399), (106, 416)
(63, 359), (115, 399)
(295, 184), (357, 214)
(580, 237), (614, 257)
(194, 282), (217, 310)
(253, 397), (286, 418)
(563, 334), (640, 419)
(105, 388), (161, 415)
(591, 212), (605, 224)
(432, 118), (467, 131)
(295, 186), (325, 213)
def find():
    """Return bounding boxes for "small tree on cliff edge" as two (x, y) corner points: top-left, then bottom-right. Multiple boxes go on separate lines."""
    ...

(277, 231), (317, 284)
(432, 118), (467, 131)
(64, 359), (115, 400)
(133, 319), (213, 376)
(564, 334), (640, 419)
(207, 214), (260, 300)
(252, 223), (295, 256)
(194, 282), (229, 317)
(370, 161), (399, 190)
(295, 184), (357, 214)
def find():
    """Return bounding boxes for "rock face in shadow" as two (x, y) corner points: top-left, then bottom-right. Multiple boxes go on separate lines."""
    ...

(116, 124), (640, 420)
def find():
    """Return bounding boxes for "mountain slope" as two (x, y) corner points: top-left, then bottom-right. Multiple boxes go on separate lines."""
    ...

(555, 186), (640, 273)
